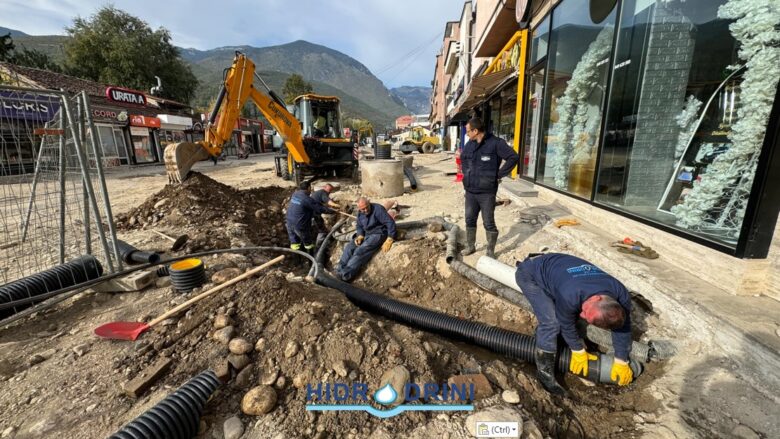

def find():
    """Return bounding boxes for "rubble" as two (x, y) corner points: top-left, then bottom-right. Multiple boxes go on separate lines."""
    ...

(241, 386), (277, 415)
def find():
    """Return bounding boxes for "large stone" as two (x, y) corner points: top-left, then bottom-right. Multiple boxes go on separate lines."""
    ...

(229, 338), (253, 355)
(241, 386), (277, 415)
(214, 314), (233, 329)
(464, 406), (523, 437)
(376, 365), (410, 406)
(213, 326), (236, 345)
(223, 416), (244, 439)
(260, 368), (280, 386)
(501, 389), (520, 404)
(284, 341), (299, 358)
(333, 360), (349, 378)
(448, 374), (493, 400)
(213, 268), (243, 284)
(730, 425), (759, 439)
(228, 354), (251, 371)
(234, 367), (254, 389)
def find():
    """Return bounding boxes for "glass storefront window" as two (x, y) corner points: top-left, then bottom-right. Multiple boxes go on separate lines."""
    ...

(595, 0), (779, 248)
(159, 129), (185, 151)
(498, 83), (518, 147)
(537, 0), (617, 198)
(522, 67), (546, 178)
(530, 16), (550, 65)
(489, 95), (501, 135)
(130, 127), (156, 164)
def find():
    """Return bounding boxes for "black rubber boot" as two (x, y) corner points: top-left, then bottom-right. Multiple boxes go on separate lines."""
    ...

(534, 349), (568, 396)
(462, 227), (477, 255)
(485, 231), (499, 258)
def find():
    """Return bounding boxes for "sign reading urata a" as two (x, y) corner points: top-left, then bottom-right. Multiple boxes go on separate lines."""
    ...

(106, 87), (147, 106)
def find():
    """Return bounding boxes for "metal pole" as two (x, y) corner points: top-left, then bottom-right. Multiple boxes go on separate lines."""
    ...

(20, 131), (48, 241)
(61, 93), (115, 272)
(58, 108), (66, 264)
(81, 91), (123, 271)
(74, 95), (92, 254)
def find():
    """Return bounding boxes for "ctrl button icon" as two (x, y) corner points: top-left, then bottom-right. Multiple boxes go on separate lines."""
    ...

(474, 421), (520, 438)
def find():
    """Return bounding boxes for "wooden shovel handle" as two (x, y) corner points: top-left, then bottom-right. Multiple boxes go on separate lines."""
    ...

(148, 255), (285, 327)
(151, 230), (176, 242)
(337, 210), (357, 219)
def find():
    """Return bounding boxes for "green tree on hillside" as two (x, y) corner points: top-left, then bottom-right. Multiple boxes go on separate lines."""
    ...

(64, 6), (197, 103)
(282, 74), (313, 103)
(0, 32), (60, 72)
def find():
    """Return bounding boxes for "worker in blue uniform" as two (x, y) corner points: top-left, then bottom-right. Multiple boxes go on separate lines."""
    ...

(514, 253), (634, 395)
(286, 181), (335, 254)
(460, 116), (519, 258)
(335, 196), (396, 282)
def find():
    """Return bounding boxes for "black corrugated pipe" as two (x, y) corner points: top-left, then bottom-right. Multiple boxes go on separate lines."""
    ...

(116, 239), (161, 265)
(403, 167), (418, 191)
(109, 369), (221, 439)
(0, 255), (103, 318)
(313, 219), (642, 385)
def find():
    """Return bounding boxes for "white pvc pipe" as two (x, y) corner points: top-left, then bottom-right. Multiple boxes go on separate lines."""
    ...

(475, 256), (521, 292)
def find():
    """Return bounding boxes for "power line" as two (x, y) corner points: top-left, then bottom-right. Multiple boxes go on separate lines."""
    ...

(373, 30), (444, 76)
(382, 34), (442, 84)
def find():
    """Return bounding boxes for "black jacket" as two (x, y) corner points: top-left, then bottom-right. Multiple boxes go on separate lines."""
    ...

(461, 133), (519, 194)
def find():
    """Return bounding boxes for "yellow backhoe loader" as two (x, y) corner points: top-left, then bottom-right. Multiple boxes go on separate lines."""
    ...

(164, 52), (358, 184)
(399, 126), (439, 154)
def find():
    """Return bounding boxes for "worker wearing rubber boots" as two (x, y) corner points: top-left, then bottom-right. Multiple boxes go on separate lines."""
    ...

(335, 197), (396, 282)
(311, 183), (340, 246)
(286, 181), (335, 255)
(514, 253), (633, 395)
(460, 116), (519, 258)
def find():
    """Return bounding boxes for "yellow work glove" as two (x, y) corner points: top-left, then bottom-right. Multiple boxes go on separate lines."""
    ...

(355, 235), (365, 246)
(381, 238), (394, 253)
(569, 349), (597, 377)
(611, 359), (633, 386)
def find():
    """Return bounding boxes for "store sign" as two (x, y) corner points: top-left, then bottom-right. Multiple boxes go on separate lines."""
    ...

(0, 91), (60, 121)
(130, 126), (149, 136)
(106, 87), (147, 106)
(92, 107), (128, 123)
(129, 115), (161, 128)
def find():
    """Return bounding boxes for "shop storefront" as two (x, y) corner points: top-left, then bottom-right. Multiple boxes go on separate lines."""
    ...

(129, 115), (161, 164)
(158, 114), (195, 152)
(0, 90), (60, 175)
(90, 105), (130, 166)
(518, 0), (780, 256)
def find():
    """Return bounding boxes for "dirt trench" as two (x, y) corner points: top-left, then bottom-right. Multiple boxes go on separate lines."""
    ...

(0, 173), (664, 439)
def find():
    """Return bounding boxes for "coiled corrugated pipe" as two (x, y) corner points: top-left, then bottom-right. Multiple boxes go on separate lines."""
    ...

(109, 369), (221, 439)
(375, 143), (392, 160)
(314, 222), (641, 385)
(0, 255), (103, 317)
(403, 167), (418, 191)
(169, 258), (207, 292)
(156, 266), (170, 277)
(116, 240), (161, 264)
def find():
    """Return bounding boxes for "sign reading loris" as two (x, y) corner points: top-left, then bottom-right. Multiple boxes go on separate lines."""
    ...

(106, 87), (147, 106)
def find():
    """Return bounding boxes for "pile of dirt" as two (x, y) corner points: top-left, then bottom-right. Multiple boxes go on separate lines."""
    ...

(115, 172), (292, 251)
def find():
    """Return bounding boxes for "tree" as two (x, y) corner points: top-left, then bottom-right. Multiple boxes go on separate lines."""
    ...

(0, 32), (61, 72)
(282, 74), (313, 104)
(64, 6), (198, 103)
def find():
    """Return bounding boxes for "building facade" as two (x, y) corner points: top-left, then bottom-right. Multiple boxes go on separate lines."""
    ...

(435, 0), (780, 299)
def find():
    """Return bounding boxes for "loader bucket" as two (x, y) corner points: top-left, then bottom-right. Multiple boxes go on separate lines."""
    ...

(164, 142), (210, 183)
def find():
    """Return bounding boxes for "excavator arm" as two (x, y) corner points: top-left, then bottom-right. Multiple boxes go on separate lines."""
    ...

(164, 53), (310, 183)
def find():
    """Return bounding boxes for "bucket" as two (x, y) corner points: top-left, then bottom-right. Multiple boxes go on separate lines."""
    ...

(169, 258), (206, 292)
(375, 142), (392, 160)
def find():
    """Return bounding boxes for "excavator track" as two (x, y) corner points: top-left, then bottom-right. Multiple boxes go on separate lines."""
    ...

(164, 142), (210, 183)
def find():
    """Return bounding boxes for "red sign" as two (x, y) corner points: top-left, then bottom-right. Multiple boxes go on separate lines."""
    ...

(106, 87), (147, 106)
(129, 115), (161, 128)
(343, 128), (351, 138)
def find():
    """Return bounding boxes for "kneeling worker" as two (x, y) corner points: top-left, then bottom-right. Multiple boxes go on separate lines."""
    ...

(514, 253), (634, 395)
(286, 181), (335, 254)
(335, 196), (396, 282)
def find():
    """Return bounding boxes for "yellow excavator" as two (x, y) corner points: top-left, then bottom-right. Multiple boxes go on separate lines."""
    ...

(164, 52), (358, 184)
(399, 126), (439, 154)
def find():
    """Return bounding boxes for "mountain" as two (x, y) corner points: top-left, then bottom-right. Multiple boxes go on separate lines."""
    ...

(3, 27), (409, 128)
(0, 26), (28, 37)
(389, 86), (432, 115)
(182, 40), (409, 128)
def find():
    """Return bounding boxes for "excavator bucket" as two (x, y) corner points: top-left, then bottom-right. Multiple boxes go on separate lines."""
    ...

(164, 142), (210, 183)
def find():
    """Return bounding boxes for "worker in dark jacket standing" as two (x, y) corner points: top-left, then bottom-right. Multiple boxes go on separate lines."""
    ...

(515, 253), (634, 395)
(335, 196), (396, 282)
(461, 117), (519, 258)
(310, 183), (340, 240)
(286, 181), (335, 254)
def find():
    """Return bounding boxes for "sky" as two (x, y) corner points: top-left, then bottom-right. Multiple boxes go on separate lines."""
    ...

(0, 0), (461, 88)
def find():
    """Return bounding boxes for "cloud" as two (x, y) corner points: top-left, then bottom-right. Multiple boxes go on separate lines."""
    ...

(0, 0), (462, 87)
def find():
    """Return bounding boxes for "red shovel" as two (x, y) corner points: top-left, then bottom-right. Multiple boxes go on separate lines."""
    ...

(94, 255), (285, 341)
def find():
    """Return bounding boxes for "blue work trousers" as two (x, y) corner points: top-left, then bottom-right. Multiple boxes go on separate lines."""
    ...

(287, 221), (314, 247)
(465, 191), (498, 232)
(515, 260), (559, 352)
(336, 234), (386, 282)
